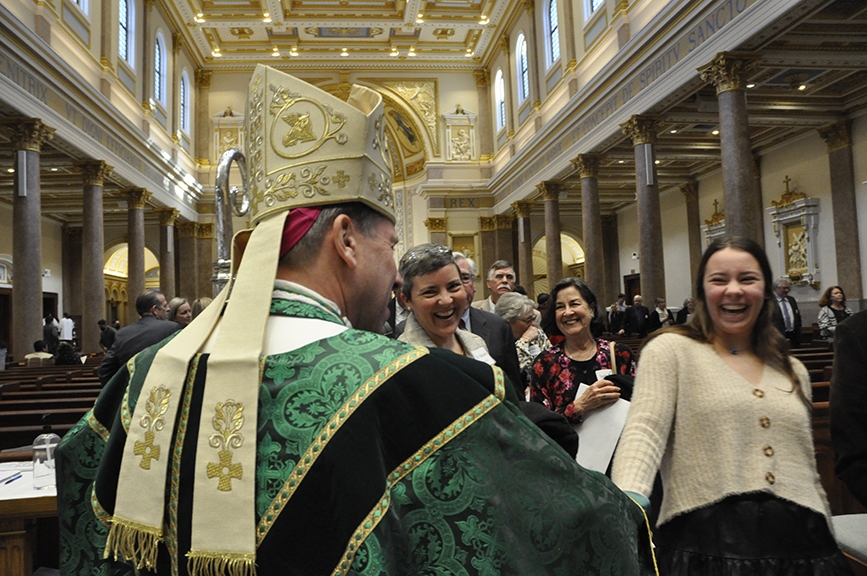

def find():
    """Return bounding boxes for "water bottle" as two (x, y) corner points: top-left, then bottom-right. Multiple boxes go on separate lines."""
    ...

(32, 420), (60, 490)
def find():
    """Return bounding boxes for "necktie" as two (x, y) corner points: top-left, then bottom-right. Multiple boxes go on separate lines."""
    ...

(781, 299), (793, 332)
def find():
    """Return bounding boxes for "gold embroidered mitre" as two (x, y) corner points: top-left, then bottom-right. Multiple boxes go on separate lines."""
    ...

(245, 65), (395, 223)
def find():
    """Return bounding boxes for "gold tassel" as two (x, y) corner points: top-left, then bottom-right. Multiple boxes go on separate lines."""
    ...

(103, 516), (162, 570)
(188, 550), (256, 576)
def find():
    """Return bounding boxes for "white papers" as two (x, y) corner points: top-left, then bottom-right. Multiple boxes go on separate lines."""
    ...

(573, 383), (631, 473)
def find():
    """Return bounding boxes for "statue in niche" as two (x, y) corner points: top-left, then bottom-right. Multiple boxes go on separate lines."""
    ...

(787, 228), (808, 273)
(220, 129), (238, 154)
(451, 129), (471, 161)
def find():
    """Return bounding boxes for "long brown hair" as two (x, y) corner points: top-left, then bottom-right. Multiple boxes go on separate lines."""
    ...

(648, 237), (807, 406)
(818, 285), (846, 308)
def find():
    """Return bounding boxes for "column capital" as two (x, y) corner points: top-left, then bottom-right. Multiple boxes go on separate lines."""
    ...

(196, 223), (215, 238)
(474, 69), (490, 87)
(494, 214), (514, 230)
(479, 216), (496, 231)
(155, 207), (180, 227)
(124, 188), (152, 209)
(817, 119), (851, 153)
(172, 32), (184, 53)
(499, 35), (510, 56)
(536, 181), (562, 201)
(697, 51), (761, 94)
(601, 213), (618, 229)
(63, 225), (83, 241)
(680, 180), (699, 202)
(423, 218), (447, 233)
(75, 160), (113, 186)
(522, 0), (535, 12)
(195, 69), (212, 88)
(571, 154), (602, 178)
(2, 118), (55, 152)
(512, 201), (533, 219)
(620, 115), (663, 146)
(176, 221), (198, 238)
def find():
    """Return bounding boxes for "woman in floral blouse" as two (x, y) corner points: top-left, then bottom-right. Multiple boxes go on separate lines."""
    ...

(530, 277), (636, 425)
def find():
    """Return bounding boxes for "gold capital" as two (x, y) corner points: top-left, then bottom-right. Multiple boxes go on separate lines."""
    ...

(176, 221), (198, 238)
(423, 218), (447, 233)
(125, 188), (152, 210)
(620, 115), (663, 146)
(172, 33), (184, 53)
(817, 120), (851, 153)
(571, 154), (602, 178)
(75, 160), (113, 187)
(474, 69), (490, 87)
(494, 214), (514, 230)
(601, 214), (618, 229)
(479, 216), (496, 231)
(196, 223), (215, 239)
(522, 0), (535, 12)
(499, 35), (510, 55)
(680, 181), (698, 203)
(697, 51), (761, 94)
(64, 225), (83, 241)
(2, 119), (56, 152)
(155, 207), (180, 227)
(195, 70), (212, 88)
(536, 181), (561, 202)
(512, 201), (533, 219)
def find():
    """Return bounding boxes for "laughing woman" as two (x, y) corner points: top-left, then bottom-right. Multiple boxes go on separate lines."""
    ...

(612, 237), (851, 575)
(397, 244), (494, 364)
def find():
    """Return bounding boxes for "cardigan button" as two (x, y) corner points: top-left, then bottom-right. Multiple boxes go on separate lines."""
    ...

(764, 445), (774, 457)
(765, 472), (775, 484)
(753, 389), (764, 398)
(759, 416), (771, 428)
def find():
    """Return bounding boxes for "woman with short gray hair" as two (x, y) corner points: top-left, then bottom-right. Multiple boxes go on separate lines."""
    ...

(495, 292), (551, 395)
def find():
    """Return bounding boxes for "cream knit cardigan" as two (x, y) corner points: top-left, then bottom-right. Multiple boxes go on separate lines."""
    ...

(612, 332), (832, 528)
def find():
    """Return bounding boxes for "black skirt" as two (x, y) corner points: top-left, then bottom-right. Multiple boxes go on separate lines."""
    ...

(654, 493), (853, 576)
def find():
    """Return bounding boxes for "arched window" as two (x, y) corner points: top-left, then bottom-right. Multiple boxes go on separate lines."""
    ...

(516, 33), (530, 104)
(495, 69), (506, 132)
(546, 0), (561, 67)
(180, 70), (191, 133)
(585, 0), (604, 20)
(118, 0), (135, 66)
(72, 0), (90, 16)
(154, 32), (167, 105)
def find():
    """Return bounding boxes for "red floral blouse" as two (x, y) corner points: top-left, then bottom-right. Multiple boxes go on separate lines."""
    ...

(529, 339), (636, 425)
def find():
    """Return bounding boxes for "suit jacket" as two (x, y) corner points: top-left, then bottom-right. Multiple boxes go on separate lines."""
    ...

(393, 307), (523, 396)
(830, 309), (867, 508)
(607, 308), (625, 334)
(623, 305), (650, 337)
(98, 316), (180, 384)
(648, 309), (674, 333)
(675, 308), (691, 325)
(771, 295), (802, 339)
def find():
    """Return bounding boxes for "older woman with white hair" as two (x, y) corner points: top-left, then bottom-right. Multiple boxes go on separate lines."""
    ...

(495, 292), (551, 394)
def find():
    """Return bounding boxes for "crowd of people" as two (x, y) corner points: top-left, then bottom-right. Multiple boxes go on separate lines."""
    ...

(53, 70), (859, 576)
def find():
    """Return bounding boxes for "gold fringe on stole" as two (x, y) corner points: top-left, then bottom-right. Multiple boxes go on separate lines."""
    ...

(625, 494), (659, 576)
(187, 550), (257, 576)
(103, 515), (162, 569)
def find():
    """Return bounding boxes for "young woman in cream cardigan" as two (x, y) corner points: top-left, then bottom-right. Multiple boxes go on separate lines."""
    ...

(613, 237), (851, 575)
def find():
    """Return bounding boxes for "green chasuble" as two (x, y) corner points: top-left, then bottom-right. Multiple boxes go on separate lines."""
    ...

(57, 297), (654, 576)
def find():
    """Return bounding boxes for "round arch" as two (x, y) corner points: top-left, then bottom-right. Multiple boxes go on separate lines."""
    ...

(531, 232), (585, 296)
(103, 243), (160, 326)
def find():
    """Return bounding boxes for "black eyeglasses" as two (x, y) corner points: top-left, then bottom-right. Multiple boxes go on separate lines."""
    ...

(399, 244), (452, 265)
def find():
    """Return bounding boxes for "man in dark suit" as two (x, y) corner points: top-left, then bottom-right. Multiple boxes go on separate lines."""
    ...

(619, 294), (650, 338)
(771, 278), (801, 348)
(830, 309), (867, 508)
(98, 290), (180, 384)
(607, 293), (627, 333)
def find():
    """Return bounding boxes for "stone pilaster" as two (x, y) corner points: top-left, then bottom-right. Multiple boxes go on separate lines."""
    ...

(155, 208), (179, 298)
(77, 160), (112, 352)
(424, 217), (448, 246)
(573, 154), (603, 294)
(560, 0), (578, 95)
(176, 221), (198, 300)
(125, 188), (151, 302)
(538, 181), (563, 286)
(195, 70), (212, 165)
(601, 214), (621, 307)
(818, 120), (862, 300)
(196, 223), (215, 298)
(621, 115), (665, 302)
(62, 226), (83, 330)
(479, 216), (497, 297)
(493, 214), (516, 281)
(698, 52), (763, 242)
(680, 181), (702, 291)
(474, 70), (494, 161)
(513, 201), (534, 299)
(140, 0), (154, 134)
(523, 0), (542, 112)
(5, 120), (54, 359)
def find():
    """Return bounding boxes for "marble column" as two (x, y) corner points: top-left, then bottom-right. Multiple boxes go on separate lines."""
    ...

(474, 70), (494, 161)
(77, 161), (112, 353)
(573, 154), (604, 294)
(698, 52), (763, 242)
(680, 181), (702, 291)
(621, 115), (665, 302)
(601, 214), (621, 307)
(195, 70), (212, 166)
(155, 208), (179, 298)
(6, 120), (54, 360)
(494, 214), (516, 274)
(196, 223), (215, 298)
(125, 188), (151, 302)
(818, 120), (863, 300)
(479, 216), (497, 297)
(512, 201), (534, 299)
(62, 226), (83, 324)
(424, 217), (448, 246)
(538, 181), (563, 287)
(176, 221), (198, 300)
